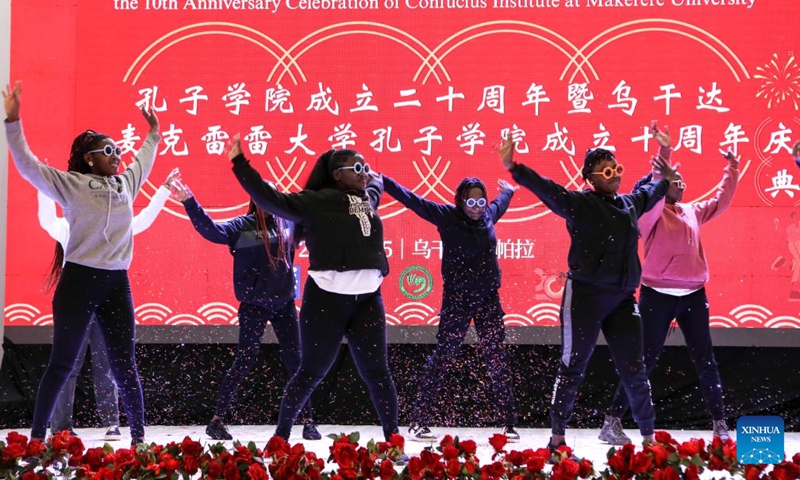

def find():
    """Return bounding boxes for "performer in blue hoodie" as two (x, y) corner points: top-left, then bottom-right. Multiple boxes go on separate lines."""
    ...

(382, 174), (519, 442)
(229, 136), (400, 445)
(498, 132), (677, 452)
(172, 179), (320, 441)
(3, 81), (160, 445)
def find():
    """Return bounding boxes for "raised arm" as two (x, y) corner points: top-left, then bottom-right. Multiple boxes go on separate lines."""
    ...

(627, 155), (675, 217)
(489, 179), (516, 223)
(365, 172), (385, 211)
(692, 151), (740, 225)
(382, 174), (449, 224)
(173, 179), (241, 245)
(132, 168), (180, 234)
(36, 190), (69, 246)
(228, 135), (308, 223)
(120, 107), (161, 197)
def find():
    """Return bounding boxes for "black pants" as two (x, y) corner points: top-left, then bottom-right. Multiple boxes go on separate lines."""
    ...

(550, 279), (655, 436)
(607, 286), (725, 421)
(275, 278), (398, 440)
(412, 289), (516, 426)
(31, 262), (145, 440)
(214, 299), (313, 421)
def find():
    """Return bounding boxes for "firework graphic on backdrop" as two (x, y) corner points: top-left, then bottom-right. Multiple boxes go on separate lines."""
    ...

(754, 52), (800, 109)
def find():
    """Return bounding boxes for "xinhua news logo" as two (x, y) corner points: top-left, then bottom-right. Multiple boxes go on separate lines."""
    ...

(737, 416), (784, 465)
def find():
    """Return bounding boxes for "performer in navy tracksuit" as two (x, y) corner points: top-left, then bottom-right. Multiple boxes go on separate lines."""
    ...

(229, 136), (400, 443)
(172, 179), (320, 441)
(382, 174), (520, 442)
(498, 133), (678, 451)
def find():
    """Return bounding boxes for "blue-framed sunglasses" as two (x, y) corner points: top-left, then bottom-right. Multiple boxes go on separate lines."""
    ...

(464, 198), (487, 208)
(87, 145), (122, 157)
(337, 162), (371, 175)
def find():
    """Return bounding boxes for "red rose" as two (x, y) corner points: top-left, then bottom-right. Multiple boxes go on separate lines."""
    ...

(526, 456), (546, 473)
(266, 436), (290, 456)
(608, 454), (630, 475)
(464, 459), (479, 474)
(181, 437), (203, 457)
(489, 433), (508, 452)
(331, 443), (358, 467)
(554, 457), (579, 479)
(83, 447), (106, 470)
(653, 467), (680, 480)
(307, 464), (323, 480)
(66, 435), (85, 456)
(207, 460), (224, 478)
(771, 462), (800, 480)
(505, 450), (524, 467)
(578, 459), (593, 478)
(379, 457), (396, 480)
(439, 435), (454, 447)
(2, 443), (26, 461)
(21, 472), (43, 480)
(445, 458), (462, 477)
(184, 454), (200, 475)
(25, 439), (46, 458)
(745, 464), (768, 480)
(677, 439), (705, 458)
(407, 457), (424, 479)
(223, 461), (241, 480)
(654, 431), (675, 446)
(247, 463), (269, 480)
(723, 442), (737, 460)
(793, 453), (800, 465)
(420, 449), (441, 468)
(389, 433), (404, 451)
(114, 448), (135, 467)
(631, 452), (653, 474)
(459, 440), (477, 455)
(684, 463), (700, 480)
(337, 467), (359, 480)
(483, 461), (507, 478)
(708, 455), (730, 471)
(51, 430), (71, 451)
(442, 445), (460, 461)
(7, 431), (28, 446)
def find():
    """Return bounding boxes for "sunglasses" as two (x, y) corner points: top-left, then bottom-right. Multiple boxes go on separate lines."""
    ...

(87, 145), (122, 157)
(464, 197), (487, 208)
(589, 163), (625, 180)
(337, 162), (371, 175)
(671, 179), (686, 190)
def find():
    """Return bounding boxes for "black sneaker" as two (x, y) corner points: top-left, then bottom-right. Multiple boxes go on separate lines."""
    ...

(408, 423), (437, 442)
(503, 425), (521, 442)
(206, 418), (233, 440)
(302, 421), (322, 440)
(131, 437), (145, 446)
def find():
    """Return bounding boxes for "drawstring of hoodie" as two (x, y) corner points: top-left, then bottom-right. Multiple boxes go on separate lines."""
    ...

(101, 176), (121, 243)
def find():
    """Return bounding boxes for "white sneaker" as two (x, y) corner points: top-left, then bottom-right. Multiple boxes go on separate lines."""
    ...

(408, 423), (437, 442)
(598, 415), (632, 445)
(104, 426), (122, 441)
(713, 420), (731, 441)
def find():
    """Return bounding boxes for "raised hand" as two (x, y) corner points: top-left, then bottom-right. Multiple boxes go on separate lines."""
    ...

(140, 106), (160, 135)
(164, 167), (181, 188)
(721, 149), (740, 167)
(650, 154), (678, 183)
(650, 120), (670, 148)
(498, 131), (516, 170)
(2, 81), (22, 122)
(498, 178), (518, 192)
(227, 134), (243, 160)
(170, 178), (193, 202)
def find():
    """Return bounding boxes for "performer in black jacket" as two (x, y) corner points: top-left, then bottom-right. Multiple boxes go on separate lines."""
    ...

(173, 179), (320, 441)
(229, 136), (398, 442)
(498, 133), (677, 451)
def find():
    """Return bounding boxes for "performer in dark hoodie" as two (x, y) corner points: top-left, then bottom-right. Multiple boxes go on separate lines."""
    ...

(382, 174), (519, 442)
(498, 132), (677, 452)
(172, 178), (320, 441)
(228, 136), (400, 444)
(3, 81), (159, 445)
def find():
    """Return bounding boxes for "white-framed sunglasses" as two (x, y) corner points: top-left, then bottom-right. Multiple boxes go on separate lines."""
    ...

(87, 145), (122, 157)
(337, 162), (371, 175)
(464, 198), (487, 208)
(671, 179), (686, 190)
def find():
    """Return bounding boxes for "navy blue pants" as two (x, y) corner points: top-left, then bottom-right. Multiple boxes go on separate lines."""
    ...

(31, 263), (145, 441)
(551, 279), (655, 436)
(51, 318), (119, 433)
(412, 289), (517, 426)
(607, 286), (725, 421)
(274, 278), (398, 440)
(214, 299), (312, 421)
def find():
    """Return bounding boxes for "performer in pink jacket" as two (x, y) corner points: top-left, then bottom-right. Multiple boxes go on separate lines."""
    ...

(600, 121), (739, 445)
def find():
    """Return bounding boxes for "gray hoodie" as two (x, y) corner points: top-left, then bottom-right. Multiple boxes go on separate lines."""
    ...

(5, 120), (161, 270)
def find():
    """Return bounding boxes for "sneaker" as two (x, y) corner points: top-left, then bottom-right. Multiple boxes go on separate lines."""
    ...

(206, 418), (233, 441)
(131, 437), (145, 446)
(502, 425), (521, 442)
(598, 415), (632, 445)
(713, 420), (731, 441)
(408, 423), (437, 442)
(51, 428), (79, 438)
(302, 421), (322, 440)
(547, 439), (567, 456)
(390, 453), (410, 466)
(104, 426), (122, 441)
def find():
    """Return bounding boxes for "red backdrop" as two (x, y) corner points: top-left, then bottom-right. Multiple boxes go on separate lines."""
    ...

(5, 0), (800, 330)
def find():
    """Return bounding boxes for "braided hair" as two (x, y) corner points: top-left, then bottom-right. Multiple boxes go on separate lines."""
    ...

(247, 201), (290, 271)
(44, 130), (112, 291)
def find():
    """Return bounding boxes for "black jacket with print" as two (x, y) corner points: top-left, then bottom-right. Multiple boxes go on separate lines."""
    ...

(232, 154), (389, 276)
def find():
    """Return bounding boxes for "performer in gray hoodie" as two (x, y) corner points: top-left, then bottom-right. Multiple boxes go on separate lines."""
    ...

(2, 81), (160, 445)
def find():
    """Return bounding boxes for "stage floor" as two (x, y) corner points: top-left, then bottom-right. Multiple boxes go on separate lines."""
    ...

(2, 424), (799, 470)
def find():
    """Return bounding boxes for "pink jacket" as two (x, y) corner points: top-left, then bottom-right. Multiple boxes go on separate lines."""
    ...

(639, 157), (739, 290)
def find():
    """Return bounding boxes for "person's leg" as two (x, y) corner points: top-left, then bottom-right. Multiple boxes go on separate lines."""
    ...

(344, 289), (399, 441)
(31, 264), (99, 440)
(88, 318), (120, 430)
(50, 327), (91, 435)
(675, 288), (727, 435)
(269, 299), (315, 421)
(94, 271), (145, 443)
(274, 279), (349, 440)
(410, 291), (471, 430)
(549, 280), (610, 447)
(472, 291), (517, 429)
(602, 292), (656, 440)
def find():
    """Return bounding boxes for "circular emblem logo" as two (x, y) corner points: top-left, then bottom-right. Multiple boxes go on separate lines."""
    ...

(399, 266), (434, 300)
